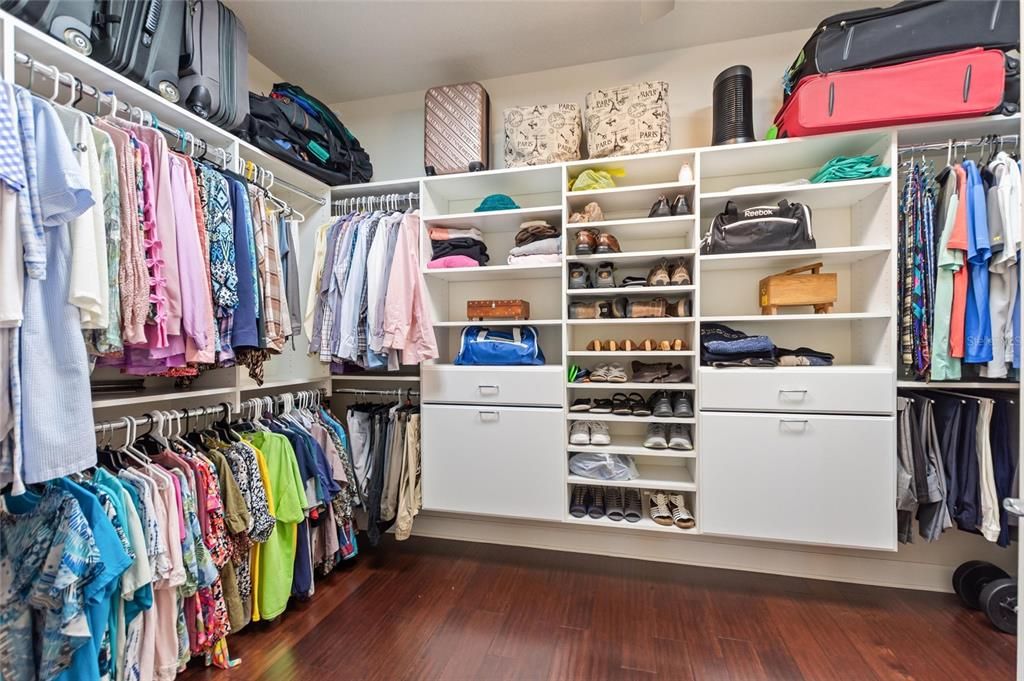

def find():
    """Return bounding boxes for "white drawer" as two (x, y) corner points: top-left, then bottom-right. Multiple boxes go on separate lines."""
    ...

(699, 367), (894, 415)
(421, 365), (563, 406)
(421, 404), (564, 520)
(700, 411), (896, 550)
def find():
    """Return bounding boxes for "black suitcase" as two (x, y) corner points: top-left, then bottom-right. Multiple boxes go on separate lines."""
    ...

(0, 0), (95, 54)
(90, 0), (185, 102)
(783, 0), (1020, 97)
(179, 0), (249, 130)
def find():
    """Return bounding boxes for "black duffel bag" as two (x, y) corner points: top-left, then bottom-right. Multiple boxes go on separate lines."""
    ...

(701, 200), (815, 255)
(235, 85), (373, 185)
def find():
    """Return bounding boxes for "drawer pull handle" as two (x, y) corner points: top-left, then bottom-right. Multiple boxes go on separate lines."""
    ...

(780, 418), (809, 431)
(478, 411), (500, 422)
(478, 384), (500, 395)
(779, 389), (808, 397)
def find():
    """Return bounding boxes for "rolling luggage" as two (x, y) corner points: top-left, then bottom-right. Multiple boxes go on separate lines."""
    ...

(90, 0), (185, 102)
(0, 0), (95, 54)
(783, 0), (1020, 98)
(180, 0), (249, 130)
(773, 48), (1019, 138)
(424, 82), (489, 175)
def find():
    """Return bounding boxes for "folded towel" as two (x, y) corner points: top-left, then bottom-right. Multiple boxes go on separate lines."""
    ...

(507, 252), (562, 266)
(429, 225), (485, 242)
(509, 236), (562, 257)
(427, 255), (481, 269)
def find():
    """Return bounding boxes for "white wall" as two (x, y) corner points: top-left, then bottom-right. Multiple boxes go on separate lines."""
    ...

(247, 54), (282, 95)
(331, 27), (810, 181)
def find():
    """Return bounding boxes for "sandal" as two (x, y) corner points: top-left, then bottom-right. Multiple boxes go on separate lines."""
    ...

(569, 485), (589, 518)
(586, 339), (604, 352)
(594, 261), (616, 288)
(647, 261), (670, 286)
(590, 363), (611, 382)
(669, 260), (691, 285)
(629, 392), (651, 416)
(574, 228), (599, 255)
(618, 339), (638, 352)
(570, 398), (593, 412)
(668, 493), (696, 529)
(606, 362), (628, 383)
(591, 398), (613, 414)
(648, 491), (674, 526)
(660, 338), (688, 351)
(595, 233), (622, 254)
(637, 338), (658, 351)
(605, 487), (625, 522)
(624, 489), (642, 523)
(611, 392), (632, 415)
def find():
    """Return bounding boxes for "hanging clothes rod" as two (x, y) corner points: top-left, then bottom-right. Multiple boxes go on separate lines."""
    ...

(332, 192), (419, 215)
(239, 156), (328, 207)
(13, 49), (232, 168)
(897, 133), (1019, 155)
(93, 403), (231, 433)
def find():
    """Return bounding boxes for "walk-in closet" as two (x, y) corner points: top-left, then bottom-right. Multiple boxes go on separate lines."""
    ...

(1, 1), (1022, 679)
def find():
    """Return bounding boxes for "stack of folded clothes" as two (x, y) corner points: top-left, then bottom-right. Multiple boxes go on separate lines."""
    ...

(508, 220), (561, 266)
(700, 323), (834, 367)
(427, 224), (490, 269)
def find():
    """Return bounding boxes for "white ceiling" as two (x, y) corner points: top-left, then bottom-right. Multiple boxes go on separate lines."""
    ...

(227, 0), (878, 103)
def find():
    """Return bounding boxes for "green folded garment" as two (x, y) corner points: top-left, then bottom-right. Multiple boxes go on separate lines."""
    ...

(474, 194), (520, 212)
(810, 155), (891, 183)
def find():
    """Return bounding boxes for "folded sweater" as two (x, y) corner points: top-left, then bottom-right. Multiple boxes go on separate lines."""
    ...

(431, 237), (489, 264)
(427, 255), (480, 269)
(429, 225), (485, 241)
(507, 252), (562, 266)
(509, 236), (561, 257)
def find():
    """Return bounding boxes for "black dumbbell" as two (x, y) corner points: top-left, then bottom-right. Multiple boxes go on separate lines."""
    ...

(953, 560), (1016, 635)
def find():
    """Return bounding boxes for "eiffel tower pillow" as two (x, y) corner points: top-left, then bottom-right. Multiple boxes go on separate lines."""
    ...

(503, 104), (582, 167)
(584, 81), (670, 159)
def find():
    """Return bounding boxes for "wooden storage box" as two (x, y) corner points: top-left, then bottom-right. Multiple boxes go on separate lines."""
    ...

(468, 299), (531, 320)
(758, 262), (837, 315)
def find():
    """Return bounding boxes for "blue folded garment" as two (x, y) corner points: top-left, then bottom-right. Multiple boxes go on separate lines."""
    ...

(705, 336), (775, 355)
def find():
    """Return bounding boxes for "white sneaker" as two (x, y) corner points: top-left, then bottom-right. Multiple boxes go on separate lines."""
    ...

(569, 421), (591, 445)
(668, 424), (693, 450)
(678, 162), (694, 183)
(589, 421), (611, 445)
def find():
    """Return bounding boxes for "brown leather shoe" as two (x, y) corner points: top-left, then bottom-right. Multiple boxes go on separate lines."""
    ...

(574, 229), (599, 255)
(595, 233), (621, 254)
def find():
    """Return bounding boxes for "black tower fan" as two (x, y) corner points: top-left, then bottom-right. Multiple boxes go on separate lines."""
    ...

(712, 65), (755, 145)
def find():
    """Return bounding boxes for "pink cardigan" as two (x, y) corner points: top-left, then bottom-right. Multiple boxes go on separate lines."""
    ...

(381, 212), (439, 364)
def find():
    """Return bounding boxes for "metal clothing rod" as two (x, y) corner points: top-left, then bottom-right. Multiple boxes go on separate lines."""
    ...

(332, 192), (419, 215)
(14, 50), (231, 168)
(897, 134), (1020, 154)
(93, 403), (231, 433)
(240, 155), (328, 207)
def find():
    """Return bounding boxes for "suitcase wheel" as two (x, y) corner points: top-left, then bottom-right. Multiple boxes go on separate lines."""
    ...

(953, 560), (1010, 610)
(158, 82), (180, 104)
(62, 28), (92, 57)
(187, 86), (213, 120)
(424, 165), (437, 176)
(469, 161), (485, 172)
(980, 578), (1017, 635)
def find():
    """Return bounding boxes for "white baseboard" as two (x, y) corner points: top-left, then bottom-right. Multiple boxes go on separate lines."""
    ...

(408, 512), (1015, 592)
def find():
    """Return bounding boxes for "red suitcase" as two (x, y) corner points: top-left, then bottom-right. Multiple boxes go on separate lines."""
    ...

(773, 48), (1019, 138)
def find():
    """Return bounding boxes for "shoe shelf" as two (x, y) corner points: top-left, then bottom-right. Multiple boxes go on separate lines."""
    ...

(423, 263), (562, 282)
(567, 317), (694, 326)
(568, 439), (697, 459)
(421, 205), (563, 233)
(433, 319), (563, 327)
(564, 513), (700, 534)
(566, 248), (695, 266)
(700, 312), (890, 323)
(699, 176), (893, 214)
(567, 350), (695, 358)
(567, 285), (695, 297)
(700, 245), (891, 271)
(567, 412), (695, 424)
(565, 214), (695, 238)
(568, 382), (696, 391)
(568, 461), (696, 492)
(565, 149), (694, 185)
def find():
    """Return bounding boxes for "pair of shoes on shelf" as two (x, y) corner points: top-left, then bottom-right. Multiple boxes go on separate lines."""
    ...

(569, 201), (604, 224)
(568, 365), (593, 383)
(588, 362), (628, 383)
(648, 391), (693, 418)
(648, 491), (696, 529)
(647, 259), (691, 286)
(585, 338), (689, 352)
(570, 485), (642, 522)
(643, 423), (693, 450)
(574, 229), (620, 256)
(572, 391), (651, 416)
(649, 194), (691, 218)
(569, 297), (689, 320)
(632, 361), (690, 383)
(569, 420), (611, 445)
(569, 262), (616, 289)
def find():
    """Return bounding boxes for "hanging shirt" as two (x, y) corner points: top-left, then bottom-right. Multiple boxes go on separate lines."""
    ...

(963, 160), (993, 364)
(1, 486), (101, 681)
(244, 430), (306, 621)
(931, 167), (962, 381)
(228, 178), (259, 348)
(947, 165), (970, 358)
(89, 127), (123, 356)
(984, 153), (1022, 377)
(19, 95), (97, 485)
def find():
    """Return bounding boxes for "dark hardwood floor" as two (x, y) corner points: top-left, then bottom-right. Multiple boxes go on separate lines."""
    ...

(179, 536), (1015, 680)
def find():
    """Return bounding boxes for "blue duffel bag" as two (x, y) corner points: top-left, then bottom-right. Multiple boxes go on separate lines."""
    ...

(454, 326), (546, 366)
